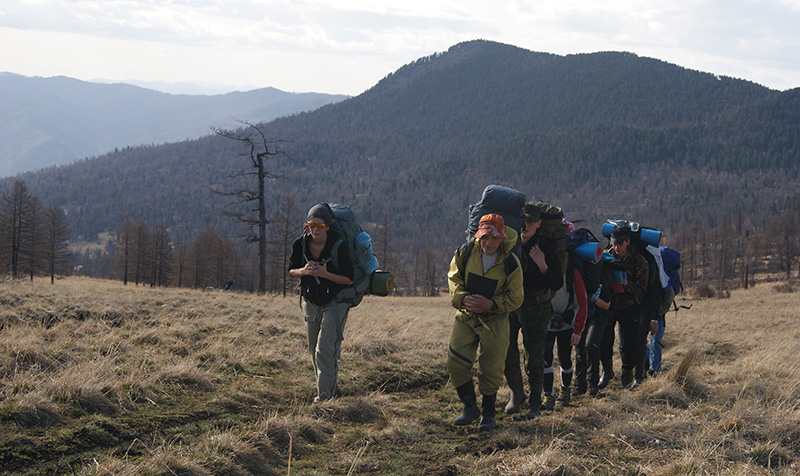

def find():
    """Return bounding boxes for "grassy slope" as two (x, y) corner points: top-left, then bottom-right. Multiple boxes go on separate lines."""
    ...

(0, 277), (799, 475)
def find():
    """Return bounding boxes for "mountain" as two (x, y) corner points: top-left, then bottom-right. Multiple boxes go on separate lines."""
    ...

(5, 40), (799, 267)
(0, 73), (349, 176)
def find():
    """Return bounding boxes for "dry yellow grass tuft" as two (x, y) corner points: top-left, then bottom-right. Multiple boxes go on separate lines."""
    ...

(1, 277), (799, 475)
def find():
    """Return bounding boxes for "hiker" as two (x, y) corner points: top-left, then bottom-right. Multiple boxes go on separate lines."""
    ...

(288, 203), (354, 402)
(541, 252), (588, 410)
(572, 249), (615, 397)
(647, 286), (675, 376)
(503, 202), (563, 418)
(447, 213), (524, 431)
(607, 226), (649, 389)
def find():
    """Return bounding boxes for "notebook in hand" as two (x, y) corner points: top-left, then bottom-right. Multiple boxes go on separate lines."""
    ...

(466, 272), (498, 299)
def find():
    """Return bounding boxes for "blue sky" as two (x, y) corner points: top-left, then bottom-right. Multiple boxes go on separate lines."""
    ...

(2, 0), (799, 95)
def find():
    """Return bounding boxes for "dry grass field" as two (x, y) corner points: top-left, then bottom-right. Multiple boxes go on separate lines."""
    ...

(1, 276), (799, 475)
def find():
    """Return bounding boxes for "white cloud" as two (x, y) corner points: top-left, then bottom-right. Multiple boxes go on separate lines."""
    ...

(0, 0), (799, 94)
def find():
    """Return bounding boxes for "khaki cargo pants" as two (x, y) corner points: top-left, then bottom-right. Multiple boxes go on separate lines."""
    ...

(303, 298), (350, 401)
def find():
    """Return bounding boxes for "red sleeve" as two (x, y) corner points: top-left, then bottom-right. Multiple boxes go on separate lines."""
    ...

(572, 268), (587, 336)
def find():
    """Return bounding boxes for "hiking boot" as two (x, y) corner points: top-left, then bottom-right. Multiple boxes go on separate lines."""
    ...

(525, 406), (541, 419)
(540, 393), (556, 411)
(454, 383), (480, 426)
(503, 368), (526, 414)
(478, 394), (496, 432)
(572, 385), (587, 397)
(556, 386), (571, 406)
(588, 385), (599, 396)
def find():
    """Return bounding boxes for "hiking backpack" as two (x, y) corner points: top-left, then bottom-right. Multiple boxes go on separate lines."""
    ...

(657, 245), (691, 313)
(660, 246), (682, 296)
(552, 227), (606, 322)
(601, 220), (667, 321)
(315, 203), (393, 306)
(455, 185), (524, 299)
(535, 202), (570, 273)
(466, 185), (526, 239)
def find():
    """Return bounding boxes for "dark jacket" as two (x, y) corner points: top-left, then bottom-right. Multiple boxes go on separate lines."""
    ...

(288, 231), (354, 306)
(610, 244), (649, 310)
(521, 232), (563, 298)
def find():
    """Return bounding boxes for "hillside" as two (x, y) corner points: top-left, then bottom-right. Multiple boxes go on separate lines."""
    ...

(4, 40), (799, 270)
(0, 73), (349, 176)
(1, 277), (798, 474)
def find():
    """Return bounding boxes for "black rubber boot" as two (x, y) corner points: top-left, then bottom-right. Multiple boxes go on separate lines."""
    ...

(478, 393), (497, 431)
(598, 359), (614, 389)
(525, 378), (542, 419)
(454, 382), (480, 426)
(574, 361), (587, 396)
(621, 369), (633, 389)
(503, 368), (526, 414)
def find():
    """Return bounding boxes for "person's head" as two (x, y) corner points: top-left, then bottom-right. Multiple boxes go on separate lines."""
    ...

(610, 226), (631, 258)
(474, 213), (507, 255)
(306, 203), (333, 241)
(520, 202), (542, 243)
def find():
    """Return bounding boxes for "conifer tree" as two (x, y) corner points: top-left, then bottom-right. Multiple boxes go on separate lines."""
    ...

(42, 206), (71, 284)
(0, 180), (34, 278)
(116, 217), (135, 285)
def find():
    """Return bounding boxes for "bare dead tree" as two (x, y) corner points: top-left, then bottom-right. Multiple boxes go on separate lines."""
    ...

(212, 120), (289, 294)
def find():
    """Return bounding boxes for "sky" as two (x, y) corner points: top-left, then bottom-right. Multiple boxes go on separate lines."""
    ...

(2, 0), (800, 96)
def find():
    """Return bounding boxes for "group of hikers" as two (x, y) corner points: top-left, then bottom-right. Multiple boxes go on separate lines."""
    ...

(288, 197), (677, 432)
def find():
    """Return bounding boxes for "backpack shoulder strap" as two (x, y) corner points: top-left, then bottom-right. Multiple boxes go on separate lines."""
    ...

(329, 239), (344, 270)
(455, 241), (473, 279)
(504, 252), (520, 275)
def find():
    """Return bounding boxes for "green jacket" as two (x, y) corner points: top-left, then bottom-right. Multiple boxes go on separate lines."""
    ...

(448, 227), (524, 321)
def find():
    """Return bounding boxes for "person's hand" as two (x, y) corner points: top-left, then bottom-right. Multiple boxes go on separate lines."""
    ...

(570, 332), (581, 346)
(316, 260), (331, 279)
(649, 320), (659, 335)
(529, 244), (547, 272)
(463, 294), (493, 313)
(303, 261), (321, 277)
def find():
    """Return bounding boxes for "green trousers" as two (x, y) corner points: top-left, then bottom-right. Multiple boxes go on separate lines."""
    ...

(447, 313), (510, 396)
(520, 299), (552, 383)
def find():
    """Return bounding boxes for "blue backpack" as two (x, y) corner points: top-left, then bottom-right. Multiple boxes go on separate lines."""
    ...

(660, 246), (682, 295)
(321, 203), (392, 306)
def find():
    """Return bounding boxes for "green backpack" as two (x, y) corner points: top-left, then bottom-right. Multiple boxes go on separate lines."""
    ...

(532, 201), (570, 273)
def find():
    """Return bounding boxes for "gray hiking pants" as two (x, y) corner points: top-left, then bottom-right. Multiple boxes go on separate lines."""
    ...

(303, 297), (350, 401)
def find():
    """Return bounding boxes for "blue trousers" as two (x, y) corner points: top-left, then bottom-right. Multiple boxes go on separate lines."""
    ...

(648, 315), (666, 372)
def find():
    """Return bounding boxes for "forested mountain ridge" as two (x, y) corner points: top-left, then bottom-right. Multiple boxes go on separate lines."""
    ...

(5, 40), (799, 275)
(0, 72), (349, 176)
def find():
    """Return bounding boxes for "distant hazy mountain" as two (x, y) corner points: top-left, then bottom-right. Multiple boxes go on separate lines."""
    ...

(8, 40), (800, 262)
(0, 73), (349, 176)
